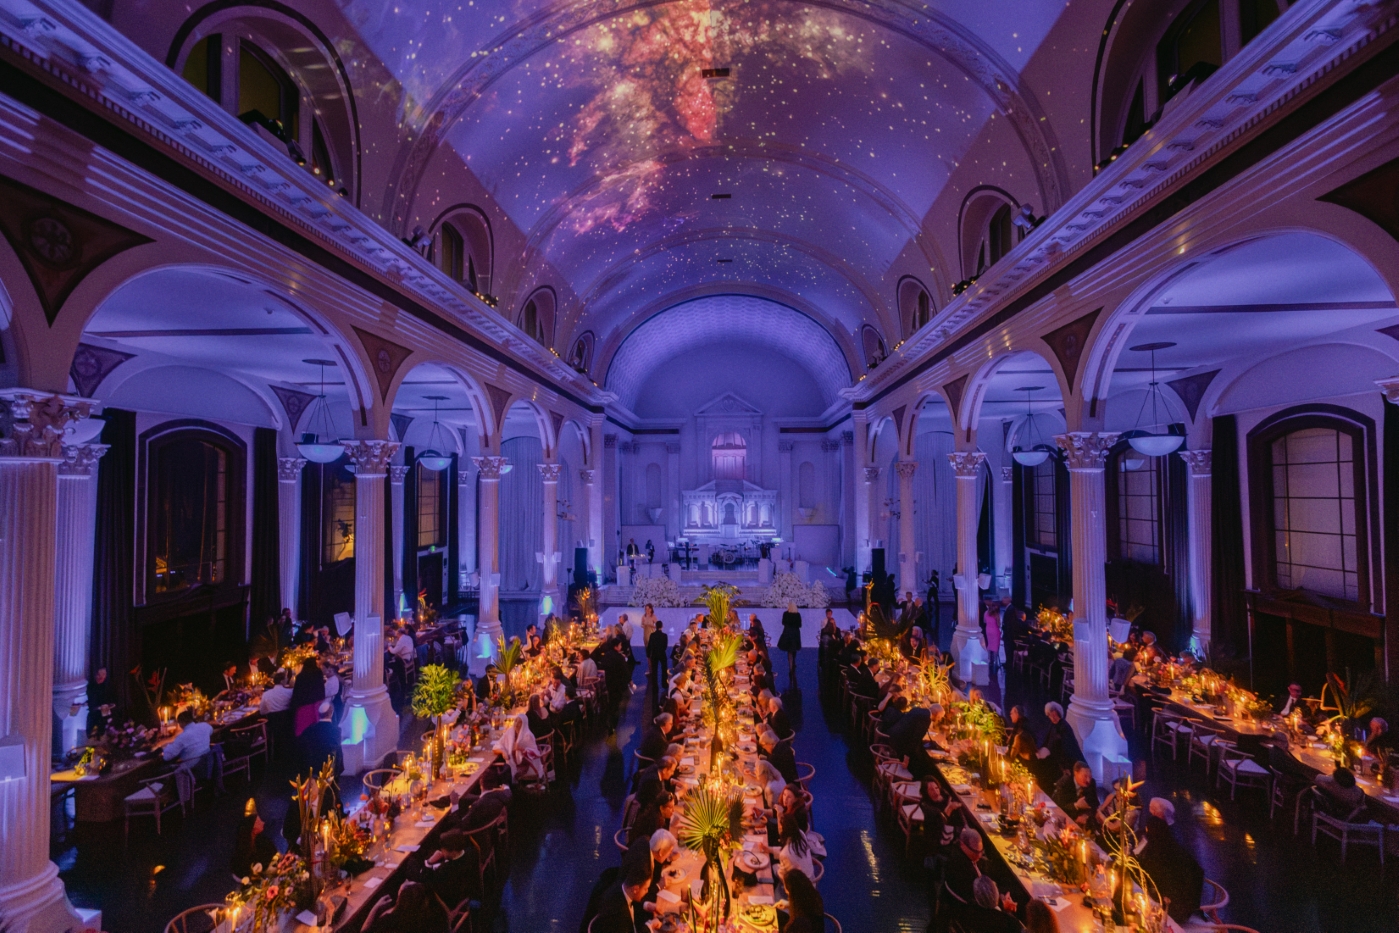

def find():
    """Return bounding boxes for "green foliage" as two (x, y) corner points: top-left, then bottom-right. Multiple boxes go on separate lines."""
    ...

(487, 635), (523, 678)
(707, 631), (741, 674)
(1323, 669), (1385, 723)
(700, 583), (741, 624)
(676, 786), (742, 860)
(863, 601), (909, 644)
(411, 664), (461, 720)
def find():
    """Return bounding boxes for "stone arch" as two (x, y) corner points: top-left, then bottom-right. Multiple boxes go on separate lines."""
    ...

(381, 356), (494, 452)
(903, 390), (956, 459)
(427, 203), (494, 298)
(960, 348), (1069, 444)
(958, 186), (1022, 282)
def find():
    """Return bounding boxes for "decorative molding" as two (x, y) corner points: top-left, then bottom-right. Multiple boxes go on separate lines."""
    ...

(351, 326), (413, 403)
(603, 434), (618, 449)
(276, 456), (307, 482)
(895, 461), (918, 480)
(1165, 369), (1221, 422)
(618, 441), (636, 454)
(271, 384), (318, 433)
(778, 440), (795, 453)
(539, 462), (562, 482)
(484, 384), (512, 433)
(389, 411), (415, 443)
(388, 464), (411, 483)
(1376, 376), (1399, 403)
(1001, 466), (1013, 482)
(0, 174), (152, 324)
(343, 439), (399, 475)
(1039, 307), (1101, 393)
(549, 410), (565, 441)
(891, 405), (907, 437)
(1379, 324), (1399, 344)
(1053, 431), (1119, 470)
(665, 442), (681, 455)
(1178, 449), (1213, 476)
(1320, 157), (1399, 244)
(58, 442), (107, 477)
(0, 390), (92, 459)
(841, 431), (854, 446)
(695, 392), (763, 415)
(942, 374), (968, 420)
(946, 450), (986, 478)
(862, 466), (881, 484)
(821, 439), (842, 453)
(473, 455), (509, 480)
(69, 343), (135, 398)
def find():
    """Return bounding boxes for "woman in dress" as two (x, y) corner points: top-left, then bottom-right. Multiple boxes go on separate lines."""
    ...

(289, 658), (325, 737)
(983, 599), (1003, 669)
(781, 868), (826, 932)
(778, 602), (803, 680)
(640, 603), (658, 646)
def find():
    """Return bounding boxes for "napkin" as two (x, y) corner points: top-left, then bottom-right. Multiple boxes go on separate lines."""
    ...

(296, 911), (318, 927)
(415, 819), (436, 827)
(747, 895), (774, 906)
(1041, 896), (1073, 912)
(657, 889), (681, 905)
(364, 877), (382, 890)
(681, 757), (695, 766)
(951, 784), (972, 794)
(394, 844), (418, 853)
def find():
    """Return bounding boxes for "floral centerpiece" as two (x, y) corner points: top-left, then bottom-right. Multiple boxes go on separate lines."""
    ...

(225, 851), (311, 933)
(760, 572), (831, 608)
(630, 573), (685, 607)
(411, 663), (461, 780)
(1036, 607), (1074, 644)
(1033, 821), (1091, 887)
(676, 786), (744, 933)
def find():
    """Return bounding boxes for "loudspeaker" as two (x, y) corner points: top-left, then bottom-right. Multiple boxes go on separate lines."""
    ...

(573, 547), (588, 583)
(871, 548), (886, 579)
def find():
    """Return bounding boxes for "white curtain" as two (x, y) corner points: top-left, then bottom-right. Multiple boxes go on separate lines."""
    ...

(558, 456), (579, 578)
(912, 431), (959, 587)
(500, 436), (543, 594)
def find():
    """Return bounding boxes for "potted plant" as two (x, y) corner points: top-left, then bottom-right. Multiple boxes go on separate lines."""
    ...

(411, 664), (461, 780)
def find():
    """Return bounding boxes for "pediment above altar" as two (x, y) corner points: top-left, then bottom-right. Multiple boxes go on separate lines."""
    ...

(695, 392), (762, 416)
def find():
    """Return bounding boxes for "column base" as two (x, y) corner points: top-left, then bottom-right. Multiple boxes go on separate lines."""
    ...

(340, 686), (399, 774)
(950, 624), (983, 662)
(1067, 696), (1129, 786)
(0, 862), (82, 933)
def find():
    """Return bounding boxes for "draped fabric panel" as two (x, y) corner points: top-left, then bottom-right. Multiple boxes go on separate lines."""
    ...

(1054, 457), (1073, 603)
(297, 460), (320, 623)
(384, 475), (395, 623)
(1011, 462), (1027, 606)
(248, 427), (281, 628)
(1211, 414), (1246, 656)
(1165, 450), (1192, 652)
(91, 408), (136, 708)
(976, 463), (990, 576)
(557, 457), (579, 580)
(402, 449), (418, 615)
(500, 436), (543, 594)
(447, 455), (459, 607)
(911, 430), (957, 591)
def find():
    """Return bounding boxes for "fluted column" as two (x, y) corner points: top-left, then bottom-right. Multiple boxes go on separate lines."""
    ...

(1056, 431), (1128, 782)
(471, 456), (507, 675)
(53, 443), (107, 754)
(538, 463), (562, 617)
(388, 464), (410, 619)
(0, 389), (86, 933)
(457, 462), (477, 590)
(895, 461), (917, 594)
(276, 457), (305, 622)
(341, 440), (399, 773)
(948, 451), (986, 661)
(779, 440), (795, 545)
(859, 466), (879, 576)
(580, 468), (600, 579)
(994, 466), (1013, 595)
(1180, 450), (1213, 656)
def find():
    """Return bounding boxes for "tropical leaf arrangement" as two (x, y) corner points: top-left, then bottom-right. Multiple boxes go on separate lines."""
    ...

(1321, 669), (1383, 724)
(700, 583), (742, 626)
(486, 635), (525, 708)
(411, 664), (460, 720)
(707, 631), (741, 674)
(676, 786), (744, 927)
(918, 657), (954, 705)
(248, 622), (284, 671)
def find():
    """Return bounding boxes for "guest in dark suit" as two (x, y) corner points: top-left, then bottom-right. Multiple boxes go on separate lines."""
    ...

(759, 727), (798, 782)
(636, 713), (674, 762)
(849, 654), (878, 699)
(767, 697), (793, 741)
(942, 827), (990, 911)
(1038, 702), (1082, 783)
(645, 625), (669, 694)
(1052, 762), (1100, 830)
(421, 829), (478, 907)
(1274, 683), (1305, 717)
(591, 862), (652, 933)
(633, 757), (677, 810)
(299, 701), (344, 780)
(964, 876), (1026, 932)
(1134, 798), (1203, 924)
(86, 667), (117, 736)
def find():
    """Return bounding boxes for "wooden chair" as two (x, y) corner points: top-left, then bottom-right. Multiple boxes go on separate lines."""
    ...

(218, 740), (251, 785)
(1312, 807), (1386, 867)
(613, 828), (630, 851)
(163, 903), (224, 933)
(1187, 723), (1223, 776)
(1214, 746), (1270, 800)
(1151, 711), (1193, 760)
(892, 785), (924, 855)
(823, 913), (843, 933)
(461, 814), (503, 896)
(1199, 878), (1230, 923)
(448, 900), (473, 933)
(362, 768), (400, 796)
(228, 720), (270, 770)
(794, 762), (816, 789)
(125, 774), (186, 844)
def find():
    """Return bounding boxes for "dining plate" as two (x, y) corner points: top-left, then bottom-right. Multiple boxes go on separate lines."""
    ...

(677, 764), (695, 775)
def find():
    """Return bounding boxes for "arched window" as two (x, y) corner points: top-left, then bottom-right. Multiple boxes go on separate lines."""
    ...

(238, 41), (298, 138)
(518, 288), (556, 348)
(861, 325), (888, 370)
(1029, 459), (1057, 549)
(433, 207), (494, 298)
(568, 332), (595, 374)
(897, 277), (934, 338)
(145, 426), (246, 597)
(959, 189), (1021, 281)
(712, 433), (747, 481)
(417, 464), (446, 549)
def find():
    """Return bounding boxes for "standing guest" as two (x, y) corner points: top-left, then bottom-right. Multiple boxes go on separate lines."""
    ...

(888, 707), (936, 778)
(162, 709), (213, 767)
(86, 666), (117, 736)
(277, 608), (295, 643)
(1133, 798), (1203, 923)
(640, 604), (659, 646)
(362, 881), (450, 933)
(1052, 762), (1100, 830)
(617, 613), (637, 665)
(231, 799), (279, 878)
(983, 601), (1003, 670)
(290, 658), (326, 737)
(299, 701), (344, 779)
(778, 603), (803, 680)
(646, 622), (669, 695)
(1037, 702), (1082, 783)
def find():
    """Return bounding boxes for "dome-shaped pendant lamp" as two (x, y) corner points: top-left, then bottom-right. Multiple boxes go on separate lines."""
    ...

(1125, 342), (1184, 457)
(416, 395), (458, 472)
(1010, 386), (1054, 466)
(295, 359), (345, 464)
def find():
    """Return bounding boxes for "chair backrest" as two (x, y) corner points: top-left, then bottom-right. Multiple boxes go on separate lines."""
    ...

(824, 913), (843, 933)
(362, 768), (400, 793)
(163, 904), (221, 933)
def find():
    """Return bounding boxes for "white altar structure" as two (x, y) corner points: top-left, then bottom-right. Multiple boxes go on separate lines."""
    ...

(681, 479), (779, 541)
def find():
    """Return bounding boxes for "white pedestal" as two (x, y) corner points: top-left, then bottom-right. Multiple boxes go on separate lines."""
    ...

(794, 560), (809, 583)
(341, 687), (399, 774)
(617, 565), (631, 586)
(667, 563), (683, 583)
(758, 559), (772, 584)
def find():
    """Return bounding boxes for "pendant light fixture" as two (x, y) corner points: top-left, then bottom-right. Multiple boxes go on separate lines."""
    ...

(1126, 342), (1184, 457)
(416, 395), (457, 472)
(1010, 385), (1054, 467)
(295, 359), (345, 464)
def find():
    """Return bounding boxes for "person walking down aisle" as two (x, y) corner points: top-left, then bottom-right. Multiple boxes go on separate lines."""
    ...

(779, 602), (803, 683)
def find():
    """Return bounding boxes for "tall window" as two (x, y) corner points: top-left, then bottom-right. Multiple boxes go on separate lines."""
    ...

(238, 41), (298, 137)
(418, 466), (444, 549)
(181, 35), (221, 101)
(1030, 460), (1057, 549)
(986, 204), (1014, 267)
(1117, 457), (1161, 564)
(712, 433), (747, 481)
(438, 223), (465, 282)
(151, 436), (231, 594)
(1157, 0), (1223, 104)
(1270, 427), (1359, 601)
(322, 461), (355, 563)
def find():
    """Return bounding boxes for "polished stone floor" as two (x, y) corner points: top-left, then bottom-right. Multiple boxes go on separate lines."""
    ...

(55, 606), (1399, 932)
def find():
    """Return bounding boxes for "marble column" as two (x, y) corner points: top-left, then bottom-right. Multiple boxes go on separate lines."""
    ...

(665, 443), (681, 543)
(602, 436), (618, 576)
(779, 440), (795, 546)
(470, 455), (507, 675)
(276, 458), (306, 621)
(995, 465), (1014, 595)
(53, 443), (107, 754)
(842, 432), (858, 570)
(388, 464), (409, 619)
(456, 462), (477, 590)
(580, 468), (600, 579)
(0, 390), (86, 933)
(895, 461), (917, 595)
(1055, 431), (1129, 782)
(1179, 450), (1213, 656)
(948, 451), (986, 661)
(340, 440), (400, 774)
(861, 466), (879, 568)
(538, 463), (562, 618)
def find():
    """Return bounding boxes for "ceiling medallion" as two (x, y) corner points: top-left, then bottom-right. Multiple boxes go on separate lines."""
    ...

(25, 215), (77, 267)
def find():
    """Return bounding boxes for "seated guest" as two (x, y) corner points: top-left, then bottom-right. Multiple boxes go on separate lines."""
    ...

(767, 697), (793, 740)
(634, 756), (677, 810)
(774, 810), (816, 880)
(888, 707), (935, 778)
(1052, 762), (1100, 830)
(218, 660), (242, 695)
(231, 799), (279, 879)
(1366, 717), (1395, 758)
(299, 701), (344, 780)
(759, 727), (799, 783)
(963, 876), (1025, 933)
(259, 669), (294, 714)
(919, 778), (969, 848)
(1023, 899), (1060, 933)
(1133, 798), (1203, 924)
(848, 653), (878, 698)
(1038, 702), (1082, 781)
(628, 791), (676, 846)
(445, 786), (511, 833)
(1274, 683), (1305, 717)
(362, 880), (449, 933)
(781, 868), (826, 933)
(592, 861), (653, 933)
(942, 827), (990, 910)
(642, 829), (678, 895)
(162, 709), (213, 767)
(527, 693), (556, 739)
(86, 666), (117, 736)
(421, 829), (478, 907)
(637, 713), (674, 762)
(1108, 652), (1134, 691)
(391, 626), (416, 666)
(1314, 766), (1367, 820)
(753, 760), (787, 811)
(1007, 706), (1039, 765)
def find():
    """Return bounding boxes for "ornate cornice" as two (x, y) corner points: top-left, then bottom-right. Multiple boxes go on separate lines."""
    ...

(344, 440), (400, 476)
(58, 443), (108, 477)
(474, 455), (510, 480)
(1179, 449), (1213, 476)
(0, 390), (92, 460)
(538, 463), (562, 483)
(1054, 432), (1120, 471)
(1377, 376), (1399, 403)
(779, 440), (796, 453)
(946, 451), (986, 478)
(276, 457), (307, 482)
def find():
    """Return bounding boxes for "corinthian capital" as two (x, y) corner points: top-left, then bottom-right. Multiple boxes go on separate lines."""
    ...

(862, 466), (880, 484)
(538, 463), (562, 483)
(388, 464), (411, 483)
(59, 443), (108, 477)
(1179, 449), (1212, 476)
(946, 450), (986, 478)
(895, 461), (918, 480)
(474, 455), (509, 480)
(579, 468), (595, 485)
(277, 457), (307, 482)
(1054, 432), (1120, 470)
(0, 389), (93, 460)
(344, 440), (399, 476)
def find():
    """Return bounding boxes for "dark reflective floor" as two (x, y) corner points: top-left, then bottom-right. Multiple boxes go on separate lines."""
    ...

(56, 606), (1399, 932)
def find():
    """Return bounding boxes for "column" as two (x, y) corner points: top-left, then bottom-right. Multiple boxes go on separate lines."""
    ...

(779, 440), (795, 545)
(580, 468), (600, 579)
(388, 464), (409, 619)
(602, 435), (618, 577)
(456, 461), (477, 590)
(471, 455), (507, 675)
(277, 457), (305, 621)
(538, 463), (562, 618)
(665, 442), (681, 542)
(1055, 431), (1129, 782)
(340, 440), (400, 774)
(53, 443), (107, 754)
(860, 466), (879, 567)
(841, 431), (858, 570)
(1179, 450), (1213, 656)
(0, 390), (86, 933)
(895, 460), (917, 594)
(994, 465), (1014, 595)
(948, 451), (986, 661)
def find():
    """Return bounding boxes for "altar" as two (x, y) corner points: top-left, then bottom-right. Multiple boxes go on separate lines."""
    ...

(681, 479), (778, 542)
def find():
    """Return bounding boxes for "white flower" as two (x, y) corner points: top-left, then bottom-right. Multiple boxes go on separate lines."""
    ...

(760, 573), (831, 608)
(629, 575), (686, 608)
